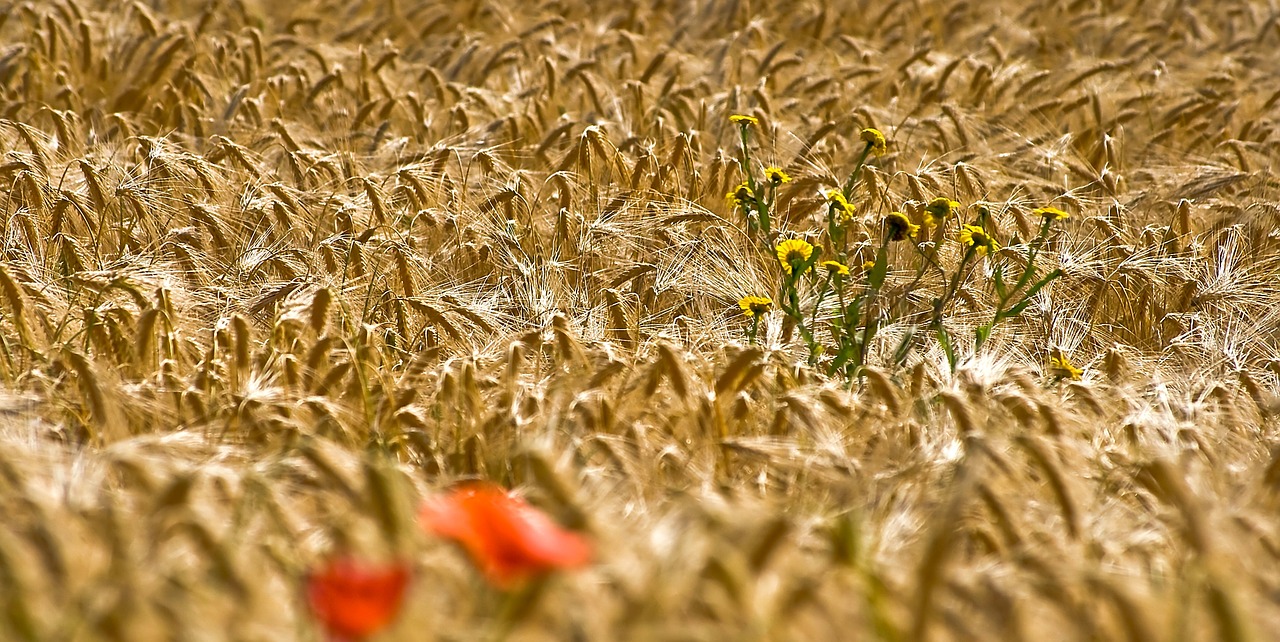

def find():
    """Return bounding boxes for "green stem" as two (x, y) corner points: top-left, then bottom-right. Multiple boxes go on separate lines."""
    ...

(811, 273), (833, 331)
(991, 218), (1054, 326)
(736, 125), (768, 237)
(760, 181), (773, 238)
(931, 247), (976, 330)
(857, 237), (892, 368)
(782, 273), (819, 364)
(1014, 217), (1054, 293)
(893, 243), (942, 318)
(826, 202), (848, 262)
(842, 143), (873, 199)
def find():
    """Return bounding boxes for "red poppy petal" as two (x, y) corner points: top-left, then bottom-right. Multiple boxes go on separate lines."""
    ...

(306, 558), (410, 641)
(420, 483), (593, 587)
(419, 491), (479, 541)
(507, 501), (592, 568)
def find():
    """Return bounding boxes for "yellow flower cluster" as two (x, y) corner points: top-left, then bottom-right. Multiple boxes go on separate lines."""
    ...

(726, 181), (753, 208)
(824, 189), (856, 221)
(822, 260), (850, 276)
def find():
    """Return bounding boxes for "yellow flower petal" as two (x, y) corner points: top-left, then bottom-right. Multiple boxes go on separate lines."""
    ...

(738, 295), (774, 318)
(1048, 350), (1083, 380)
(959, 224), (998, 255)
(1033, 206), (1070, 221)
(884, 212), (920, 241)
(821, 260), (850, 276)
(860, 128), (887, 157)
(775, 239), (815, 275)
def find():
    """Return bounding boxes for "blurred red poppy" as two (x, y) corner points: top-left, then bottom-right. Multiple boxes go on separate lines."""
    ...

(419, 483), (592, 588)
(305, 556), (411, 641)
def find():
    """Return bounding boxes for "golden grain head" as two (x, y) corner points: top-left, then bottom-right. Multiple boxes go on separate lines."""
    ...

(0, 0), (1271, 639)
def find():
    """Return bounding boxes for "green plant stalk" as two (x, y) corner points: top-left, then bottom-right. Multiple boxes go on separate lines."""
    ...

(1013, 217), (1055, 293)
(778, 269), (819, 364)
(931, 247), (977, 330)
(892, 242), (946, 319)
(825, 202), (851, 263)
(830, 287), (863, 376)
(856, 238), (892, 370)
(938, 325), (958, 373)
(811, 272), (834, 332)
(835, 279), (849, 332)
(736, 124), (769, 236)
(824, 278), (851, 368)
(842, 142), (873, 200)
(789, 282), (819, 364)
(760, 183), (776, 241)
(976, 218), (1057, 351)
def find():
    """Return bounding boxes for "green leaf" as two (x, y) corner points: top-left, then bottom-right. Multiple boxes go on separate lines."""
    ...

(892, 328), (915, 366)
(845, 298), (862, 327)
(868, 246), (889, 289)
(801, 245), (823, 275)
(993, 265), (1007, 299)
(829, 350), (850, 375)
(974, 324), (992, 351)
(1001, 268), (1062, 320)
(937, 326), (957, 373)
(1022, 268), (1062, 300)
(1002, 300), (1030, 319)
(863, 316), (880, 348)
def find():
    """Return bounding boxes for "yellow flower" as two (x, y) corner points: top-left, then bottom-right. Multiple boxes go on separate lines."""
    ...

(1034, 206), (1070, 221)
(822, 260), (850, 276)
(726, 181), (754, 208)
(883, 212), (920, 241)
(924, 198), (961, 226)
(824, 189), (856, 221)
(775, 238), (815, 275)
(958, 224), (998, 255)
(738, 295), (773, 318)
(1048, 349), (1083, 381)
(765, 166), (791, 185)
(861, 260), (876, 271)
(860, 128), (887, 157)
(730, 114), (759, 127)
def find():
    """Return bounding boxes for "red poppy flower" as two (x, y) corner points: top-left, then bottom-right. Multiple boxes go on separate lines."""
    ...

(419, 483), (592, 588)
(305, 556), (411, 642)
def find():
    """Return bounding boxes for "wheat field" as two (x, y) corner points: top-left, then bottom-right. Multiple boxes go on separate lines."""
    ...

(0, 0), (1278, 640)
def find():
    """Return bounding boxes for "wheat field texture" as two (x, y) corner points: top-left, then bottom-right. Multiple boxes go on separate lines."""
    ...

(1, 0), (1279, 640)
